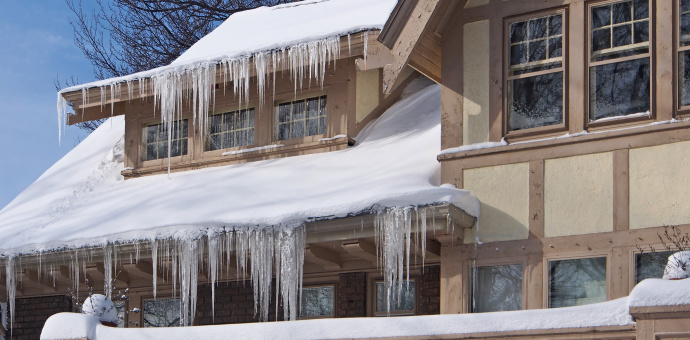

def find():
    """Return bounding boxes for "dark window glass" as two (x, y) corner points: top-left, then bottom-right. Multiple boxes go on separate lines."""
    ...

(207, 109), (254, 151)
(142, 120), (188, 161)
(549, 257), (607, 308)
(274, 96), (327, 140)
(470, 264), (523, 313)
(509, 72), (564, 130)
(143, 298), (183, 327)
(375, 280), (415, 315)
(636, 251), (675, 284)
(679, 51), (690, 107)
(300, 286), (335, 318)
(589, 58), (650, 120)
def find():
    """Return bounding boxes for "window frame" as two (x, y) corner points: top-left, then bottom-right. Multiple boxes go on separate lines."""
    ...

(630, 245), (677, 289)
(140, 118), (190, 164)
(545, 253), (609, 308)
(205, 107), (256, 152)
(467, 262), (525, 314)
(585, 0), (655, 128)
(273, 93), (328, 143)
(298, 283), (337, 319)
(368, 275), (418, 317)
(676, 0), (690, 114)
(140, 296), (188, 328)
(503, 8), (569, 139)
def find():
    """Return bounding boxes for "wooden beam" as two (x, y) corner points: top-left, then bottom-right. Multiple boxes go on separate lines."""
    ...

(305, 246), (342, 271)
(21, 270), (57, 293)
(67, 102), (126, 125)
(411, 237), (441, 259)
(96, 263), (130, 288)
(342, 239), (378, 265)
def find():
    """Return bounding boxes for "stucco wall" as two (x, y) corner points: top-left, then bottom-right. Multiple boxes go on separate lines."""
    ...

(462, 20), (490, 146)
(544, 152), (613, 237)
(356, 68), (380, 123)
(630, 141), (690, 229)
(463, 163), (530, 243)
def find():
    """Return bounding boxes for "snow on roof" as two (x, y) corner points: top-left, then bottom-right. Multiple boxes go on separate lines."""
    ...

(1, 79), (479, 255)
(628, 278), (690, 308)
(59, 0), (396, 93)
(42, 297), (633, 339)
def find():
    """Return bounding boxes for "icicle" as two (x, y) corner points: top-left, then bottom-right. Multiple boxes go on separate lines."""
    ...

(362, 31), (369, 71)
(347, 34), (352, 56)
(5, 255), (16, 333)
(57, 93), (68, 145)
(99, 86), (107, 112)
(103, 245), (113, 299)
(152, 240), (158, 299)
(207, 231), (220, 322)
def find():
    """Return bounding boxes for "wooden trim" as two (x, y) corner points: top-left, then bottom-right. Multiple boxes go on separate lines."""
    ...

(529, 160), (545, 239)
(357, 325), (636, 340)
(612, 149), (630, 232)
(378, 0), (420, 49)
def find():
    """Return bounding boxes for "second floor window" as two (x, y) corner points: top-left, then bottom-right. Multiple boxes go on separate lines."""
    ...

(275, 95), (327, 140)
(507, 12), (564, 132)
(142, 119), (188, 161)
(679, 0), (690, 108)
(207, 108), (255, 150)
(589, 0), (650, 120)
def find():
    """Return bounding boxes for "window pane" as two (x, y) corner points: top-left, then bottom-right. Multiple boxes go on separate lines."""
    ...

(470, 264), (522, 313)
(528, 17), (547, 40)
(634, 21), (648, 44)
(592, 5), (611, 29)
(528, 40), (547, 62)
(679, 51), (690, 107)
(114, 300), (126, 328)
(592, 29), (612, 52)
(636, 251), (675, 284)
(375, 280), (415, 313)
(510, 43), (528, 66)
(589, 58), (650, 120)
(146, 125), (158, 143)
(591, 1), (649, 62)
(549, 257), (606, 308)
(508, 71), (563, 131)
(300, 286), (334, 317)
(612, 25), (632, 48)
(143, 298), (183, 327)
(683, 0), (690, 12)
(510, 21), (527, 44)
(633, 0), (649, 20)
(549, 14), (562, 36)
(612, 2), (631, 25)
(275, 96), (326, 140)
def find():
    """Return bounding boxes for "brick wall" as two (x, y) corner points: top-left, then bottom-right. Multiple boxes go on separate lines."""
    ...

(9, 295), (73, 339)
(418, 265), (440, 315)
(196, 280), (281, 325)
(337, 272), (367, 318)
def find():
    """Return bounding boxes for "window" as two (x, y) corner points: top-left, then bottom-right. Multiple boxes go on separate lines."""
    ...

(679, 0), (690, 108)
(469, 264), (522, 313)
(636, 250), (675, 283)
(549, 257), (606, 308)
(506, 12), (564, 131)
(207, 109), (255, 150)
(374, 279), (415, 316)
(300, 285), (335, 318)
(589, 0), (650, 120)
(275, 95), (327, 140)
(114, 300), (126, 328)
(142, 120), (188, 161)
(143, 298), (183, 327)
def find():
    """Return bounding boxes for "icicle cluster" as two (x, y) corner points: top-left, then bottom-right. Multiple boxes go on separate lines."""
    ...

(374, 206), (433, 314)
(3, 225), (305, 328)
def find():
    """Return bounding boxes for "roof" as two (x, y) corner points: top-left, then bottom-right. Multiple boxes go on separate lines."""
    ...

(0, 79), (479, 255)
(58, 0), (398, 94)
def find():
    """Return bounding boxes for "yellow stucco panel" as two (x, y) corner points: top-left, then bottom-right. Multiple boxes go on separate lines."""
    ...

(462, 20), (490, 145)
(463, 163), (530, 243)
(355, 68), (380, 123)
(630, 141), (690, 229)
(544, 152), (613, 237)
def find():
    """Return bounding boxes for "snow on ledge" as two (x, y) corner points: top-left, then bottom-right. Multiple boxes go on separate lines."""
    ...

(42, 298), (633, 340)
(222, 144), (284, 156)
(628, 278), (690, 308)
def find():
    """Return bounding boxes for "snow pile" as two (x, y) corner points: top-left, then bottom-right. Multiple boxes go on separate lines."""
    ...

(663, 251), (690, 280)
(628, 278), (690, 307)
(57, 0), (397, 144)
(3, 79), (479, 325)
(81, 294), (118, 324)
(42, 298), (633, 340)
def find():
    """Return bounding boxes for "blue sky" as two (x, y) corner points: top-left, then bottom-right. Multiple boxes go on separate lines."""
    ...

(0, 2), (93, 209)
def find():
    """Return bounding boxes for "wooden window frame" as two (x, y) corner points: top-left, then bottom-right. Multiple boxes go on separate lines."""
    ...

(503, 8), (569, 140)
(298, 283), (337, 320)
(273, 94), (328, 143)
(205, 108), (256, 152)
(140, 295), (188, 328)
(676, 0), (690, 115)
(544, 253), (609, 309)
(140, 119), (190, 163)
(467, 261), (526, 314)
(585, 0), (655, 129)
(368, 275), (419, 317)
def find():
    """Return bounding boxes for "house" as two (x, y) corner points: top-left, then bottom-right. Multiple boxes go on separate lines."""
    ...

(3, 0), (690, 339)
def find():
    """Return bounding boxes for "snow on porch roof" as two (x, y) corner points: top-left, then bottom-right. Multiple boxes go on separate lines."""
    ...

(0, 79), (479, 256)
(58, 0), (397, 94)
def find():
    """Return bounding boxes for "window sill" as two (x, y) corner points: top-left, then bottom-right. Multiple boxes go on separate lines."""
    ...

(122, 136), (354, 178)
(438, 118), (690, 162)
(586, 111), (653, 132)
(504, 123), (568, 144)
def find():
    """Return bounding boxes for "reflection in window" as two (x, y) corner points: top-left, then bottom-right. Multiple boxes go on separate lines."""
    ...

(589, 0), (650, 120)
(275, 96), (327, 140)
(636, 251), (675, 283)
(549, 257), (606, 308)
(114, 300), (126, 328)
(679, 0), (690, 107)
(142, 120), (188, 161)
(207, 109), (255, 150)
(300, 286), (335, 318)
(507, 13), (564, 131)
(375, 280), (415, 315)
(470, 264), (522, 313)
(143, 298), (183, 327)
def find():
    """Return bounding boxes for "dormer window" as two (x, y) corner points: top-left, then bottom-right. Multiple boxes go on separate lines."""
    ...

(207, 108), (255, 150)
(275, 95), (327, 141)
(142, 119), (188, 161)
